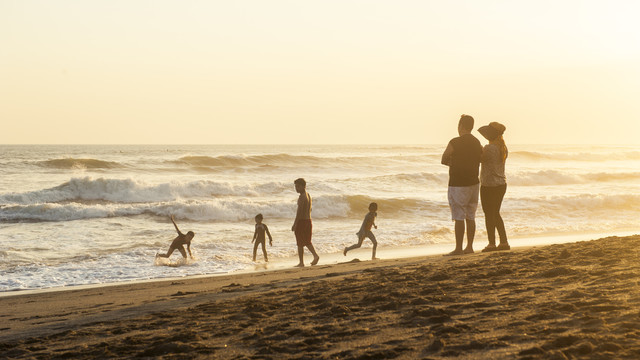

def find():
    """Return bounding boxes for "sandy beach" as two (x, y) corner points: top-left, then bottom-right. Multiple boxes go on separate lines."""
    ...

(1, 235), (639, 359)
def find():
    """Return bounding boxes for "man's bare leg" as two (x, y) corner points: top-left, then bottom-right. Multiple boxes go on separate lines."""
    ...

(463, 219), (475, 254)
(446, 220), (465, 256)
(295, 245), (305, 267)
(308, 244), (320, 265)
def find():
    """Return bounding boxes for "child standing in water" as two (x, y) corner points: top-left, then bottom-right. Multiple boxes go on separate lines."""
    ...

(344, 202), (379, 260)
(156, 215), (195, 260)
(252, 213), (273, 262)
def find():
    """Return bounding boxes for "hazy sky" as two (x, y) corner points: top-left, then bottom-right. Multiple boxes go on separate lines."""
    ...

(2, 0), (639, 145)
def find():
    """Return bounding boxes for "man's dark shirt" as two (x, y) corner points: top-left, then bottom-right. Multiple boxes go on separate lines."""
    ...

(447, 133), (483, 187)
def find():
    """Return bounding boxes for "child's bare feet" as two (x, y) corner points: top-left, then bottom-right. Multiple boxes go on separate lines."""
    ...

(311, 256), (319, 266)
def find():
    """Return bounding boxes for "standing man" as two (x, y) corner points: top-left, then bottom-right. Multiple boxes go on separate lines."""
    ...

(292, 178), (320, 267)
(441, 114), (483, 255)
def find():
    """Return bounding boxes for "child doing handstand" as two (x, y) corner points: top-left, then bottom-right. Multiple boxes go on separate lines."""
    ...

(156, 215), (195, 259)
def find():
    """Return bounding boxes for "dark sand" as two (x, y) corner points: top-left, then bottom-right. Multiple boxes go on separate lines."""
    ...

(1, 235), (639, 359)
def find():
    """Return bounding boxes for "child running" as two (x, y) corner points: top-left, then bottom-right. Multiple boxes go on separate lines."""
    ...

(344, 202), (379, 260)
(252, 213), (273, 262)
(156, 215), (195, 260)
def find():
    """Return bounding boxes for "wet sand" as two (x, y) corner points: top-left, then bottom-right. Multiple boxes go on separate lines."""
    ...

(1, 235), (640, 359)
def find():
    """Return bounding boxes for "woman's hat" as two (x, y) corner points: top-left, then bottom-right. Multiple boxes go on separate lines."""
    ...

(478, 122), (506, 141)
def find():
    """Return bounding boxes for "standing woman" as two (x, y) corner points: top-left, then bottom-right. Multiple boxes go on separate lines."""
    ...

(478, 122), (510, 252)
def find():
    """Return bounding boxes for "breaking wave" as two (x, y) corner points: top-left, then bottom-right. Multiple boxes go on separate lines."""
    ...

(0, 176), (444, 222)
(0, 177), (289, 205)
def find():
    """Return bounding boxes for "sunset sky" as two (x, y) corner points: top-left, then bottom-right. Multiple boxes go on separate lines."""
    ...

(2, 0), (639, 145)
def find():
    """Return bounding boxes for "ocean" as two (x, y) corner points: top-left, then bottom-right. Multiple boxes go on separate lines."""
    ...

(1, 144), (639, 292)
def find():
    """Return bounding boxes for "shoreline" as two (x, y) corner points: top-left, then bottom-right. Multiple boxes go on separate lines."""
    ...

(1, 233), (639, 358)
(2, 229), (638, 298)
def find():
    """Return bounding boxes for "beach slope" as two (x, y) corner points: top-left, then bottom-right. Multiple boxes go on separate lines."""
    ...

(1, 235), (639, 359)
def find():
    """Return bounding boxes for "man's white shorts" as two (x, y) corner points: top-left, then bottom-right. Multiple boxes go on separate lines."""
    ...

(448, 184), (480, 221)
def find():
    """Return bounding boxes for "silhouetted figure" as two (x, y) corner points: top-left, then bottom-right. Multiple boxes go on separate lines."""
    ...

(344, 202), (379, 260)
(291, 178), (319, 267)
(252, 213), (273, 262)
(156, 215), (195, 259)
(478, 122), (510, 252)
(441, 114), (483, 255)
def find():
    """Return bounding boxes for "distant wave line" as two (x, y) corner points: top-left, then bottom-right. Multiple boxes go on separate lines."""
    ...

(37, 158), (126, 169)
(511, 150), (640, 162)
(509, 170), (640, 186)
(172, 153), (439, 168)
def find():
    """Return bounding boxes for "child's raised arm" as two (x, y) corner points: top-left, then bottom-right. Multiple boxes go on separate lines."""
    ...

(171, 215), (183, 235)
